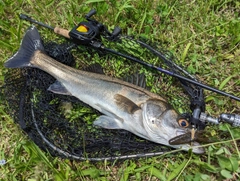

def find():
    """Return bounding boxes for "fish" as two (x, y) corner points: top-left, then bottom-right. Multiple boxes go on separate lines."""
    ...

(4, 26), (204, 154)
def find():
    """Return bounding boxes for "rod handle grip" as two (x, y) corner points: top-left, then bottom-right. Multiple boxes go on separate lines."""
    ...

(54, 27), (70, 39)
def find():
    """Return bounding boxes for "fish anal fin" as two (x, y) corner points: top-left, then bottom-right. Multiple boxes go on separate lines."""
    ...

(93, 115), (123, 129)
(47, 81), (71, 95)
(114, 94), (140, 114)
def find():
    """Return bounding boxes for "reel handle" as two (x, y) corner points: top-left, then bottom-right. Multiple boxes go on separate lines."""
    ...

(112, 27), (121, 37)
(85, 9), (97, 19)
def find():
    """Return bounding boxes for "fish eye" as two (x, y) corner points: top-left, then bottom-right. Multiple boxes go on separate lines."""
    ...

(151, 119), (155, 124)
(178, 119), (189, 128)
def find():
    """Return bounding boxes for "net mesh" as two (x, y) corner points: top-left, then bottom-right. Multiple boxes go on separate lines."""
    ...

(3, 36), (193, 161)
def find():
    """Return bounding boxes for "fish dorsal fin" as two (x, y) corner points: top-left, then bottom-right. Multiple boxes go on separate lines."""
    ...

(82, 63), (105, 74)
(114, 94), (140, 114)
(123, 73), (147, 89)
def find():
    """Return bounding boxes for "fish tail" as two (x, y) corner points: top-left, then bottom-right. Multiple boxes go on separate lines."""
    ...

(4, 26), (45, 68)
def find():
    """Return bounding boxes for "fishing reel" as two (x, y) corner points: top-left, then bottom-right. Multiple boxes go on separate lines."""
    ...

(69, 9), (121, 45)
(20, 9), (121, 47)
(170, 105), (240, 146)
(175, 85), (240, 145)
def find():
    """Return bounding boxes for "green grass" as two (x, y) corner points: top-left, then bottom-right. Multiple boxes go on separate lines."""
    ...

(1, 0), (240, 180)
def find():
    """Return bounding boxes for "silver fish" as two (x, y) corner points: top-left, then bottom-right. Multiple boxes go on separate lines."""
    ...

(4, 26), (204, 154)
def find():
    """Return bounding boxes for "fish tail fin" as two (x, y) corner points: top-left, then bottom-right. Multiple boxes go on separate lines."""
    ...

(4, 26), (45, 68)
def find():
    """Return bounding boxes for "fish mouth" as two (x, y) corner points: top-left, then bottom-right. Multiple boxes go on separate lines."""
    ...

(168, 130), (205, 154)
(169, 131), (192, 145)
(169, 130), (210, 145)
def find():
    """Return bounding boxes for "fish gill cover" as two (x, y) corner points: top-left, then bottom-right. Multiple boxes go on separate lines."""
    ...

(3, 35), (194, 161)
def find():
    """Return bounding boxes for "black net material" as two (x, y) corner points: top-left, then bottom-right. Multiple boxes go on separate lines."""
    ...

(3, 34), (199, 161)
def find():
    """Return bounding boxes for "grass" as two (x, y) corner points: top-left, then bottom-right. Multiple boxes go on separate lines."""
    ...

(0, 0), (240, 180)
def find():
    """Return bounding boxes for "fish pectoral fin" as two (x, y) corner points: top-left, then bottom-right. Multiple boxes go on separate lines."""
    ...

(47, 81), (71, 95)
(114, 94), (140, 114)
(93, 115), (123, 129)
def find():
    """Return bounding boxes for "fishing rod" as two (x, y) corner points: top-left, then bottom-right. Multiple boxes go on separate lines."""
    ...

(19, 12), (240, 102)
(19, 10), (240, 133)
